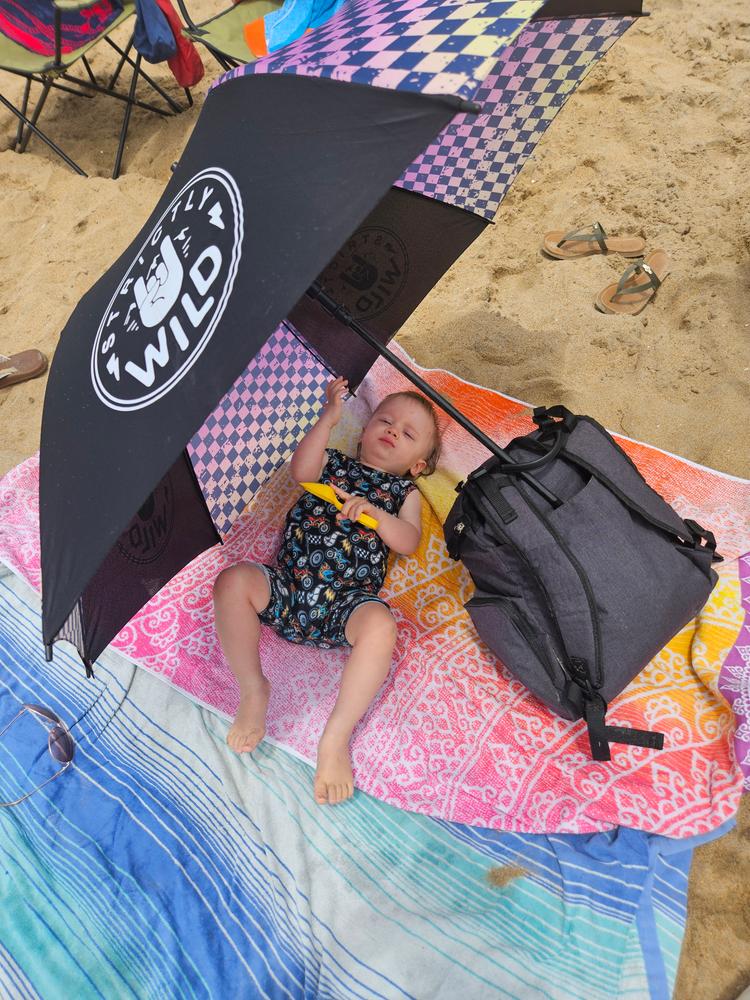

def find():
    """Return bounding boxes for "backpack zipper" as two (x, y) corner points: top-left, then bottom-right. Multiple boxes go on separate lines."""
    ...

(518, 484), (603, 690)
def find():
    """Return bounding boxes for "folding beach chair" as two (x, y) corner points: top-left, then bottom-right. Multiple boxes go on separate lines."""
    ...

(0, 0), (184, 178)
(174, 1), (281, 71)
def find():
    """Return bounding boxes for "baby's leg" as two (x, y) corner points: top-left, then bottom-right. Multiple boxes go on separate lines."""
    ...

(314, 601), (396, 805)
(213, 563), (271, 753)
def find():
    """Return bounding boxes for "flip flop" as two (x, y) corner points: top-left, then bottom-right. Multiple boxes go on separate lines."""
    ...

(542, 222), (646, 260)
(594, 250), (671, 315)
(0, 350), (48, 389)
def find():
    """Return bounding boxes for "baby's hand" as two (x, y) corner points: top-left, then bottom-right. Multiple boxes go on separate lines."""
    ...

(321, 376), (349, 426)
(331, 486), (378, 527)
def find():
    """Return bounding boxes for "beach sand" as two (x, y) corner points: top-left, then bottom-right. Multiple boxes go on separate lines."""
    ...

(1, 1), (748, 995)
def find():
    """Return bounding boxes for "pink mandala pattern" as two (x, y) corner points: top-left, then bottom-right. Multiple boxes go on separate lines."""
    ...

(1, 350), (748, 834)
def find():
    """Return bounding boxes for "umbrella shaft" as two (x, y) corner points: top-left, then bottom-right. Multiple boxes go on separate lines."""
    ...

(306, 283), (561, 508)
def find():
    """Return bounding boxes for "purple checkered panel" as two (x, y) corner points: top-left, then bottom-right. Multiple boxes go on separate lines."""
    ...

(396, 16), (633, 220)
(188, 324), (330, 538)
(217, 1), (546, 103)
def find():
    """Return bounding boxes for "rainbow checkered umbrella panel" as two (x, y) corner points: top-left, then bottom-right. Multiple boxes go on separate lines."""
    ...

(222, 1), (635, 221)
(220, 0), (548, 101)
(396, 14), (633, 220)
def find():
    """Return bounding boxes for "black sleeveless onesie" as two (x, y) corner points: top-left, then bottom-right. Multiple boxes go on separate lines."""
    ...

(258, 449), (416, 647)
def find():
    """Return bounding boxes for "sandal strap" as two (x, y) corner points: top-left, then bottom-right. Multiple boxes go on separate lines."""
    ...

(557, 221), (608, 252)
(612, 259), (661, 300)
(0, 368), (19, 379)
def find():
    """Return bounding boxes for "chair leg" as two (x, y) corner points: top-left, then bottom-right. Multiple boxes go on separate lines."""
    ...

(209, 47), (237, 73)
(113, 51), (141, 179)
(184, 88), (193, 108)
(18, 79), (52, 153)
(4, 67), (97, 101)
(0, 93), (87, 176)
(60, 72), (168, 115)
(11, 77), (32, 150)
(134, 61), (182, 113)
(107, 37), (133, 90)
(81, 56), (98, 86)
(104, 36), (182, 114)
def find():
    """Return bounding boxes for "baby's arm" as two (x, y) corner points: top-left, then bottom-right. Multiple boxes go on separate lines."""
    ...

(289, 376), (348, 484)
(382, 488), (422, 555)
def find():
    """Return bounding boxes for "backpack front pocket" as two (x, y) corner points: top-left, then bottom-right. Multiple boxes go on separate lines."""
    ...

(464, 592), (576, 719)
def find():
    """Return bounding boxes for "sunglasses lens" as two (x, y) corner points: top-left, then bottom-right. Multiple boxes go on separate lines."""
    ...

(49, 726), (74, 764)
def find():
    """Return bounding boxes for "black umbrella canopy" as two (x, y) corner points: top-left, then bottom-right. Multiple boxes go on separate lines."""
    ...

(40, 0), (643, 670)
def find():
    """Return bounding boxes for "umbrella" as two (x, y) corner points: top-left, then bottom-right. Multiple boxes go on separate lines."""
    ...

(39, 0), (644, 672)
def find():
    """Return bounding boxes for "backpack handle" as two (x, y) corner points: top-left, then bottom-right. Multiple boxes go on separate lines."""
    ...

(495, 404), (576, 474)
(497, 424), (566, 473)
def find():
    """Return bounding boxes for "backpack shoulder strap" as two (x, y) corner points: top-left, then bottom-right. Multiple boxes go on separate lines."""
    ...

(548, 413), (720, 560)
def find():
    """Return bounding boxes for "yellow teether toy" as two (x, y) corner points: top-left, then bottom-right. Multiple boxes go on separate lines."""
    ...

(300, 482), (379, 530)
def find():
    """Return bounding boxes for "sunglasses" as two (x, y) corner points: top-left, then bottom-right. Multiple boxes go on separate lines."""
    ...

(0, 703), (75, 807)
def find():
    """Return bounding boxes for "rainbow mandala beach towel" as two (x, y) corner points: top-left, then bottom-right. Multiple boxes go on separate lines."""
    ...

(0, 345), (748, 835)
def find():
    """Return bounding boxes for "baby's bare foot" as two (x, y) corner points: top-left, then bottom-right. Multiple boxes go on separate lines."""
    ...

(314, 729), (354, 805)
(227, 678), (271, 753)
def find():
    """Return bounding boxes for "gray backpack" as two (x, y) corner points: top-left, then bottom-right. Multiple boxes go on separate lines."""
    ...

(444, 406), (721, 760)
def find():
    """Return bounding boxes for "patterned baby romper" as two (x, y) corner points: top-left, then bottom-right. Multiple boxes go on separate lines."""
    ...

(258, 448), (417, 648)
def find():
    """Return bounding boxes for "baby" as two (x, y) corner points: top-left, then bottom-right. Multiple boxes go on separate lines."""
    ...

(213, 376), (441, 805)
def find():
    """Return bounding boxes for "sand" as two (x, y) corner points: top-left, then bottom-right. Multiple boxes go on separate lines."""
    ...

(1, 1), (748, 996)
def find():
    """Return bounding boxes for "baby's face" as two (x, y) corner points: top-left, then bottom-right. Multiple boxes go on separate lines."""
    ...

(359, 397), (434, 477)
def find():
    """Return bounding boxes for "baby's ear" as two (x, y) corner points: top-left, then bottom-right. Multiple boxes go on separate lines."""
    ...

(409, 457), (427, 477)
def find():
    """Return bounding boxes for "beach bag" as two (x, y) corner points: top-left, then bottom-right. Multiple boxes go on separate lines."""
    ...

(134, 0), (176, 64)
(155, 0), (204, 87)
(443, 406), (721, 760)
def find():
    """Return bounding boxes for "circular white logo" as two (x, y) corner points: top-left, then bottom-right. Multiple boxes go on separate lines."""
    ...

(91, 168), (244, 411)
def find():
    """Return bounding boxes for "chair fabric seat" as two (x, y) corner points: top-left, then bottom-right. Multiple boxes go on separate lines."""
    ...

(0, 4), (134, 73)
(184, 0), (280, 63)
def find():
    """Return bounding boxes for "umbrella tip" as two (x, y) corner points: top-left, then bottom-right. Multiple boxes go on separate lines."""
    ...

(458, 99), (482, 117)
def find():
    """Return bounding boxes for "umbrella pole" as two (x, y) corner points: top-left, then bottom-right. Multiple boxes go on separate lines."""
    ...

(306, 283), (561, 507)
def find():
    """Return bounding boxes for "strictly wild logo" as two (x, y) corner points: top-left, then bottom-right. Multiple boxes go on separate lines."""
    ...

(91, 167), (243, 411)
(116, 476), (173, 565)
(322, 226), (408, 320)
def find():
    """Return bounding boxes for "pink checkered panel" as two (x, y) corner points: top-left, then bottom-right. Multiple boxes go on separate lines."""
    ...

(396, 16), (633, 220)
(188, 324), (330, 537)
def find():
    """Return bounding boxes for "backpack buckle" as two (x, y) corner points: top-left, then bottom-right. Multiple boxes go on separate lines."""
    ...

(532, 406), (557, 433)
(532, 405), (577, 435)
